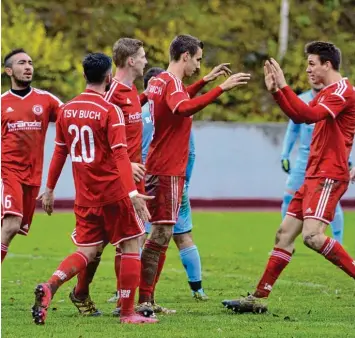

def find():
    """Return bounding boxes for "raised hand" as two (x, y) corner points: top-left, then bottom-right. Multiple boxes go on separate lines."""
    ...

(264, 61), (278, 92)
(269, 58), (287, 89)
(219, 72), (251, 91)
(203, 63), (233, 82)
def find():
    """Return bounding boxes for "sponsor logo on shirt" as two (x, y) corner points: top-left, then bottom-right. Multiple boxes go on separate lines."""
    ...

(32, 104), (43, 115)
(129, 112), (142, 124)
(7, 120), (42, 132)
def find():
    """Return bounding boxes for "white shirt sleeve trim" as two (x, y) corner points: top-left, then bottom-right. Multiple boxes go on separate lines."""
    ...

(319, 103), (335, 118)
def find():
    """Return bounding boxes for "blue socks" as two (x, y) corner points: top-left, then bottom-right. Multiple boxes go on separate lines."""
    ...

(330, 203), (344, 244)
(281, 193), (293, 219)
(179, 245), (202, 291)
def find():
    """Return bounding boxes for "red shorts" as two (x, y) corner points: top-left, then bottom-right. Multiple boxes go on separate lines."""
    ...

(287, 177), (348, 224)
(145, 174), (185, 225)
(1, 175), (40, 236)
(72, 197), (145, 246)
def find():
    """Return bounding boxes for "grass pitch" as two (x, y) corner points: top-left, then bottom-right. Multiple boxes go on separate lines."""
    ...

(2, 211), (355, 338)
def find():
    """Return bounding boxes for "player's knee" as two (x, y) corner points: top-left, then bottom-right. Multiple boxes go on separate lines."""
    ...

(77, 246), (100, 263)
(302, 231), (318, 250)
(302, 219), (327, 250)
(120, 237), (140, 253)
(302, 226), (322, 250)
(173, 232), (193, 250)
(1, 215), (22, 240)
(274, 225), (290, 245)
(150, 224), (173, 246)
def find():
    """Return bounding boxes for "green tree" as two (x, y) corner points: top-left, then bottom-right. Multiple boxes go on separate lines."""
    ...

(2, 0), (355, 120)
(1, 1), (83, 101)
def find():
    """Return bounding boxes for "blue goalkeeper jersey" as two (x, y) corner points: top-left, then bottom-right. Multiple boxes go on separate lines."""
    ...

(141, 103), (195, 185)
(280, 90), (315, 174)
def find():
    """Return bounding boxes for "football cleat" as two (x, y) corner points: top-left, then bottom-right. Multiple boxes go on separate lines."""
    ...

(69, 288), (102, 316)
(222, 294), (268, 314)
(112, 302), (155, 318)
(32, 283), (52, 325)
(192, 289), (209, 301)
(151, 301), (176, 314)
(120, 313), (158, 324)
(107, 291), (119, 303)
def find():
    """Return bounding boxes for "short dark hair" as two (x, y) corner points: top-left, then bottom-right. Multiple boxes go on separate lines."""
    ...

(112, 38), (144, 68)
(82, 53), (112, 84)
(305, 41), (341, 71)
(4, 48), (27, 68)
(143, 67), (164, 89)
(169, 35), (204, 62)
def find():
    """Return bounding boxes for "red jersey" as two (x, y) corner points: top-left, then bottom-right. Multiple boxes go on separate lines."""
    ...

(1, 88), (62, 186)
(52, 90), (135, 207)
(104, 79), (143, 163)
(306, 79), (355, 181)
(145, 72), (193, 176)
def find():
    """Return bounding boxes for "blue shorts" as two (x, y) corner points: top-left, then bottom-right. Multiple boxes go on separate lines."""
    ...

(285, 169), (305, 192)
(145, 185), (192, 235)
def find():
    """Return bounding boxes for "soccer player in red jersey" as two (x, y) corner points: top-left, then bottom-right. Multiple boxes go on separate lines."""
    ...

(1, 48), (62, 263)
(105, 38), (148, 193)
(31, 53), (157, 325)
(223, 41), (355, 314)
(71, 38), (149, 316)
(138, 34), (251, 312)
(103, 39), (148, 309)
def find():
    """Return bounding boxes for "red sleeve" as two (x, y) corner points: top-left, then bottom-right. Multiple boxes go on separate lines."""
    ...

(139, 92), (148, 106)
(107, 105), (128, 149)
(280, 86), (347, 123)
(47, 121), (68, 189)
(48, 92), (63, 123)
(54, 114), (66, 146)
(112, 147), (137, 196)
(106, 105), (137, 195)
(173, 87), (224, 117)
(186, 78), (207, 98)
(272, 90), (305, 124)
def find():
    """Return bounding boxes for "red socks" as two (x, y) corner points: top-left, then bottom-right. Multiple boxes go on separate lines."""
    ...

(151, 244), (168, 301)
(1, 243), (8, 263)
(115, 247), (122, 292)
(119, 253), (141, 316)
(319, 237), (355, 278)
(48, 252), (88, 294)
(74, 251), (102, 299)
(139, 240), (163, 303)
(254, 247), (292, 298)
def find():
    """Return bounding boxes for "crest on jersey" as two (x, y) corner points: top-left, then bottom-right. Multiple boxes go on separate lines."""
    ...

(32, 104), (43, 115)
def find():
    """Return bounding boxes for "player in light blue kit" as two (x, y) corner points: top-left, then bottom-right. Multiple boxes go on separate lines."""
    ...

(280, 85), (351, 244)
(143, 67), (208, 301)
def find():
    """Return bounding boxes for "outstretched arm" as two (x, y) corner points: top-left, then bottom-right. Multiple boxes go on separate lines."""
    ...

(268, 58), (347, 124)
